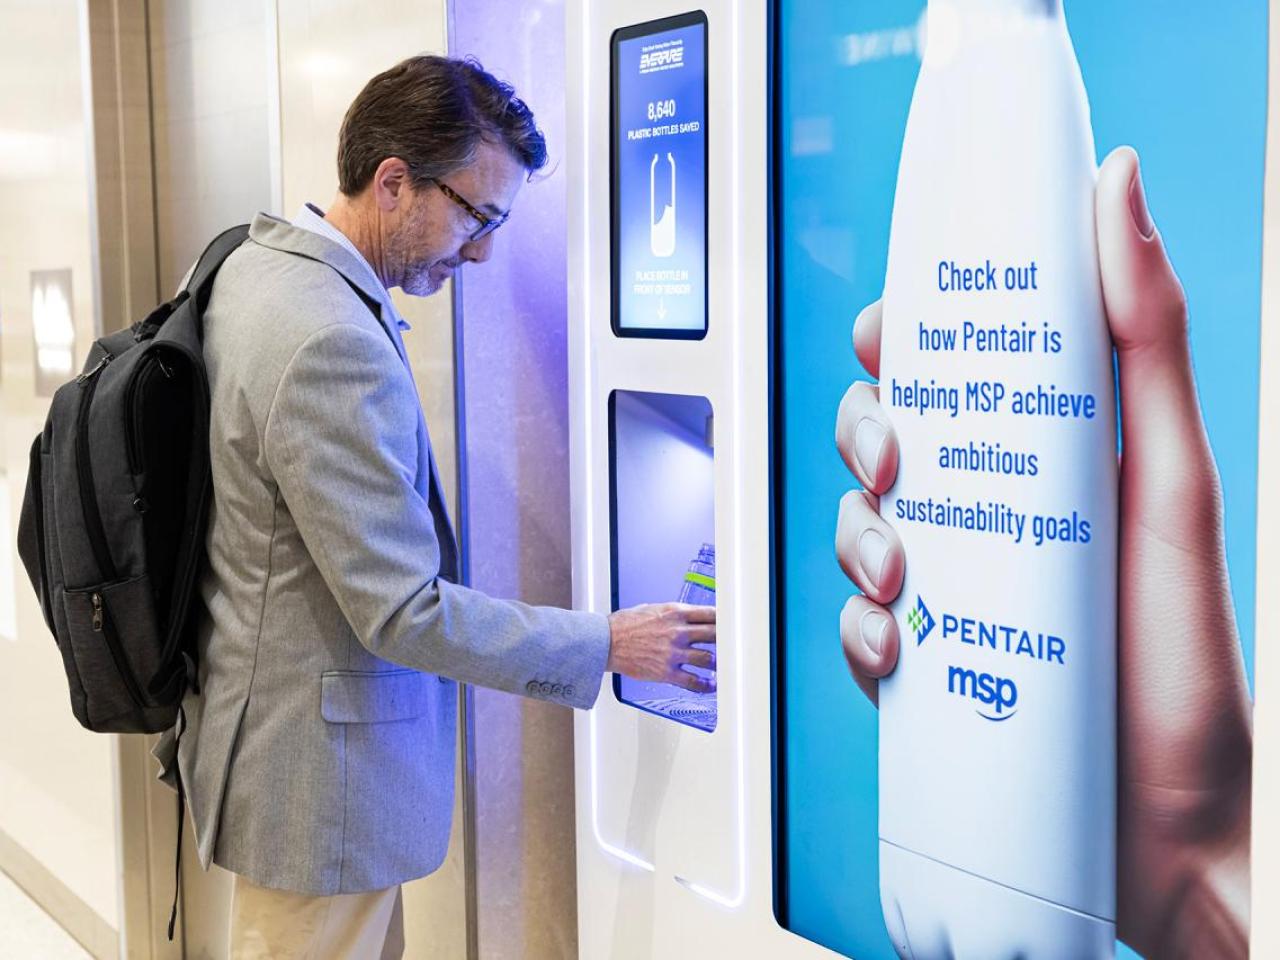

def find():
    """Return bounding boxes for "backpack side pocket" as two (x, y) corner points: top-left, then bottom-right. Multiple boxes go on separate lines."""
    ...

(17, 434), (55, 634)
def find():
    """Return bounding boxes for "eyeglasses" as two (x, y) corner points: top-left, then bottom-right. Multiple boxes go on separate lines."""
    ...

(432, 179), (509, 242)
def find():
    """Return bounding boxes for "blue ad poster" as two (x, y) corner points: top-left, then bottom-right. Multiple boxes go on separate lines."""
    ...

(775, 3), (1263, 958)
(612, 14), (708, 338)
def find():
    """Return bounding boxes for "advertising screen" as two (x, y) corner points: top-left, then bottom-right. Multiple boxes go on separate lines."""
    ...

(774, 3), (1263, 958)
(611, 12), (708, 338)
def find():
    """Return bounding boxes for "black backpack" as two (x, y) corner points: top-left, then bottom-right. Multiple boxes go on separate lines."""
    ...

(15, 224), (248, 732)
(16, 225), (248, 940)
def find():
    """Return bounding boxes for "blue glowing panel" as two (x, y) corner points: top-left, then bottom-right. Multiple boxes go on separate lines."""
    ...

(612, 12), (708, 338)
(774, 3), (1265, 958)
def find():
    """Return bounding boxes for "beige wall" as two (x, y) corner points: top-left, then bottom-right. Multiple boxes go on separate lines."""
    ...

(0, 0), (122, 956)
(150, 0), (282, 295)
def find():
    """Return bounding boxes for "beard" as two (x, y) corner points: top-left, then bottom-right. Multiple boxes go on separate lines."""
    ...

(387, 193), (457, 297)
(401, 258), (458, 297)
(401, 259), (444, 296)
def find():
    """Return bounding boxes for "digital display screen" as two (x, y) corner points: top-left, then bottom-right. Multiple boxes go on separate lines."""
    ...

(773, 3), (1264, 958)
(611, 12), (708, 338)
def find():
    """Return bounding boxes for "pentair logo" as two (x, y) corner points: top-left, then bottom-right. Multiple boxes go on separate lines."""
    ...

(906, 595), (935, 645)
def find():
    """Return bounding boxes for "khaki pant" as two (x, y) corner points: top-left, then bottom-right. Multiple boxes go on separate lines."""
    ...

(229, 873), (405, 960)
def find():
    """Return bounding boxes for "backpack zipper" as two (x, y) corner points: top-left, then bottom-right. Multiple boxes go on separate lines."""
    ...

(91, 591), (147, 709)
(124, 364), (144, 475)
(77, 354), (111, 384)
(76, 352), (119, 582)
(124, 355), (167, 476)
(24, 436), (55, 634)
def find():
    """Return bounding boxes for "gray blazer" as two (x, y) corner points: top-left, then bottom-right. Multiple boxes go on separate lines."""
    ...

(153, 213), (609, 895)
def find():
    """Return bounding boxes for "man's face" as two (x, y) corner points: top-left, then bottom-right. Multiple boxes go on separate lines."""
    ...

(387, 140), (527, 296)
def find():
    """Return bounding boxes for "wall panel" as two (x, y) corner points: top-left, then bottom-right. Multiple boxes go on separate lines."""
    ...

(0, 2), (122, 956)
(451, 1), (581, 956)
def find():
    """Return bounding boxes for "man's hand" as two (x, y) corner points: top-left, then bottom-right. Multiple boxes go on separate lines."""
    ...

(834, 146), (1253, 956)
(607, 603), (717, 693)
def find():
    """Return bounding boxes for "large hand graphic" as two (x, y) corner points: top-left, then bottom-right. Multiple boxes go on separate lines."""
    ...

(834, 147), (1253, 958)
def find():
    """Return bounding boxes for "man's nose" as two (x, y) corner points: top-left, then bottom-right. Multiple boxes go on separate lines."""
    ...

(460, 233), (495, 264)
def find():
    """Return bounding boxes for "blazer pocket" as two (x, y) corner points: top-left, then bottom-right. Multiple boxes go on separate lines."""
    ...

(320, 669), (430, 724)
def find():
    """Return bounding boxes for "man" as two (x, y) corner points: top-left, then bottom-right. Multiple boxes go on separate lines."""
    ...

(154, 55), (715, 958)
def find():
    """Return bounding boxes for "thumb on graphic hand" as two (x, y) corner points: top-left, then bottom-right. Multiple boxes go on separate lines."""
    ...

(1095, 146), (1248, 802)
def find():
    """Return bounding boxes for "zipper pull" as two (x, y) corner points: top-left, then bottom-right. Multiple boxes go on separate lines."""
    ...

(91, 593), (104, 632)
(76, 353), (113, 384)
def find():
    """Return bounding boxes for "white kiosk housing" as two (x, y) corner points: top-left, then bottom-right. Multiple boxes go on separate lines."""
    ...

(566, 0), (812, 955)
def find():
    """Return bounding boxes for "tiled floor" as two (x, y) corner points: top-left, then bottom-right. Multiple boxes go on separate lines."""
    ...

(0, 869), (93, 959)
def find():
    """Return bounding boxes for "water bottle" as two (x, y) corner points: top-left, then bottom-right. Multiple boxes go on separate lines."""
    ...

(877, 1), (1118, 956)
(679, 544), (716, 705)
(679, 543), (716, 606)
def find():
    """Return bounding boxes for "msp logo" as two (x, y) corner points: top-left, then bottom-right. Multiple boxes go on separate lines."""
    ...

(906, 595), (935, 645)
(948, 666), (1018, 721)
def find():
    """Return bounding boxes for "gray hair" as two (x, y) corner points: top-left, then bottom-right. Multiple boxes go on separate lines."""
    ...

(336, 55), (548, 195)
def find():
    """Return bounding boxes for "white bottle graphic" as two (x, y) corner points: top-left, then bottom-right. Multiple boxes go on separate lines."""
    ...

(877, 2), (1118, 957)
(650, 151), (677, 257)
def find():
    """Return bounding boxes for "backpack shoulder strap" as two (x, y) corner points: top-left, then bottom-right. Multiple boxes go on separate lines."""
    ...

(186, 223), (251, 311)
(134, 224), (251, 345)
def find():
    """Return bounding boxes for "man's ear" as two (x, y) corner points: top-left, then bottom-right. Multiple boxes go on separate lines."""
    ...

(371, 157), (411, 212)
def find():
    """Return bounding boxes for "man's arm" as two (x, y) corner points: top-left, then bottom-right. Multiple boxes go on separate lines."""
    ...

(263, 320), (610, 707)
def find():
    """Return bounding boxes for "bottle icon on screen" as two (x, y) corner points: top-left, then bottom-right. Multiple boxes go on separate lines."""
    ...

(650, 152), (676, 257)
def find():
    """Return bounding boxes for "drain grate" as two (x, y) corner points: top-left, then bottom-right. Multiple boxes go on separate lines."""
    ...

(633, 697), (717, 730)
(668, 702), (717, 722)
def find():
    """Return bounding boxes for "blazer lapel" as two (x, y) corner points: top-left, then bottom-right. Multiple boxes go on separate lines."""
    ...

(248, 213), (461, 578)
(247, 213), (408, 366)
